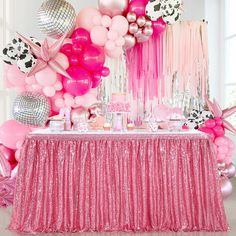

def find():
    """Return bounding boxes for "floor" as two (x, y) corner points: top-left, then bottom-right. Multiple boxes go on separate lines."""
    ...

(0, 179), (235, 236)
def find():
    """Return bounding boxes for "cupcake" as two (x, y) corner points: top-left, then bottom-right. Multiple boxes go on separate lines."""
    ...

(103, 123), (112, 131)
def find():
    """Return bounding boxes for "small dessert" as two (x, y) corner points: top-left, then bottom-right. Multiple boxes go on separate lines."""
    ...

(103, 123), (112, 131)
(127, 123), (135, 131)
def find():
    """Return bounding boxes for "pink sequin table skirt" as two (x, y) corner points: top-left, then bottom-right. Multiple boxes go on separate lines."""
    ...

(9, 132), (228, 233)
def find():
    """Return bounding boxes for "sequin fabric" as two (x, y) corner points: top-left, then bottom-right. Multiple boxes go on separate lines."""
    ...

(9, 133), (229, 233)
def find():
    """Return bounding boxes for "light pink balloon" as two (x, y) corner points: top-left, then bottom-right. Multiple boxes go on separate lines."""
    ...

(35, 67), (57, 86)
(115, 37), (125, 47)
(7, 65), (26, 87)
(107, 30), (119, 40)
(0, 120), (31, 149)
(106, 46), (123, 58)
(129, 23), (139, 34)
(218, 146), (229, 154)
(25, 76), (36, 85)
(65, 97), (75, 107)
(215, 137), (228, 146)
(101, 15), (112, 28)
(220, 176), (233, 199)
(15, 149), (21, 162)
(105, 40), (116, 51)
(54, 53), (69, 70)
(55, 98), (65, 108)
(43, 86), (56, 97)
(126, 12), (137, 23)
(54, 81), (63, 91)
(98, 0), (129, 17)
(0, 150), (12, 177)
(92, 15), (102, 26)
(123, 34), (136, 49)
(76, 7), (102, 31)
(111, 16), (129, 36)
(91, 26), (108, 46)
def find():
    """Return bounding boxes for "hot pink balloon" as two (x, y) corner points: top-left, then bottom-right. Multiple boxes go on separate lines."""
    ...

(60, 43), (73, 56)
(111, 16), (129, 36)
(205, 119), (216, 129)
(213, 125), (225, 138)
(90, 26), (108, 46)
(100, 67), (110, 77)
(0, 120), (31, 149)
(80, 45), (105, 72)
(92, 74), (102, 89)
(214, 117), (223, 126)
(72, 43), (83, 55)
(68, 55), (80, 66)
(198, 127), (216, 140)
(128, 0), (147, 17)
(71, 28), (91, 46)
(76, 7), (102, 31)
(152, 18), (167, 36)
(63, 66), (92, 96)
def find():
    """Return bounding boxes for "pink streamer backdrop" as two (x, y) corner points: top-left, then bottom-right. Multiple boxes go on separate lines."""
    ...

(9, 133), (228, 233)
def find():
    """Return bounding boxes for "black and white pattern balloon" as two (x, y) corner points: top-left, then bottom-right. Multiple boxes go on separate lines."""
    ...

(37, 0), (76, 39)
(13, 92), (51, 127)
(185, 109), (214, 129)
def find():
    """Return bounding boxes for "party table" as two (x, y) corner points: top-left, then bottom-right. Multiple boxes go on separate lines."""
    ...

(9, 130), (228, 233)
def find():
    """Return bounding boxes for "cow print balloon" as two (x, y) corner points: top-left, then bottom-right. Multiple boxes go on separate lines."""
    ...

(17, 54), (37, 73)
(2, 44), (19, 65)
(161, 0), (182, 24)
(185, 109), (214, 129)
(2, 37), (41, 73)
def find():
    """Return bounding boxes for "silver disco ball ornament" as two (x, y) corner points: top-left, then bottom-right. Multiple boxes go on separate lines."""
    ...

(13, 92), (51, 127)
(37, 0), (76, 39)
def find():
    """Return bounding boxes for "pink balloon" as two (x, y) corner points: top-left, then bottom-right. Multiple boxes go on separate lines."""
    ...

(0, 120), (31, 149)
(106, 46), (123, 58)
(220, 176), (233, 199)
(60, 43), (73, 56)
(213, 125), (225, 138)
(115, 37), (125, 47)
(107, 30), (119, 40)
(205, 119), (216, 129)
(128, 0), (147, 17)
(71, 28), (91, 45)
(218, 146), (229, 154)
(71, 43), (83, 56)
(76, 7), (102, 31)
(0, 145), (16, 164)
(92, 74), (102, 88)
(92, 15), (102, 26)
(15, 149), (21, 162)
(68, 55), (80, 66)
(7, 65), (26, 87)
(43, 86), (56, 97)
(198, 127), (216, 140)
(35, 67), (57, 86)
(0, 149), (12, 177)
(214, 117), (223, 126)
(54, 53), (69, 70)
(105, 40), (116, 51)
(111, 16), (129, 36)
(64, 97), (75, 107)
(215, 137), (229, 146)
(80, 45), (105, 72)
(101, 15), (112, 27)
(63, 66), (92, 96)
(123, 34), (136, 49)
(152, 18), (167, 36)
(100, 67), (110, 77)
(90, 26), (108, 46)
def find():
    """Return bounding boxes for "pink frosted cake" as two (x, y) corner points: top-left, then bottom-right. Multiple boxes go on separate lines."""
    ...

(107, 93), (130, 113)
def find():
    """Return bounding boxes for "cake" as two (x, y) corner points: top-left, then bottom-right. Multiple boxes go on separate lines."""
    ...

(107, 93), (130, 113)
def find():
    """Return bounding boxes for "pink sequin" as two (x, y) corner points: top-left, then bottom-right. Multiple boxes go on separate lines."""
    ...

(9, 133), (228, 233)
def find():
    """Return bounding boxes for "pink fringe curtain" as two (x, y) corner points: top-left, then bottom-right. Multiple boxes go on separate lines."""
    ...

(9, 133), (228, 233)
(126, 21), (209, 118)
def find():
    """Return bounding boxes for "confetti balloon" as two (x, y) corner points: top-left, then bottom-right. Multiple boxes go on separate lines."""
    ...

(12, 92), (50, 127)
(37, 0), (76, 39)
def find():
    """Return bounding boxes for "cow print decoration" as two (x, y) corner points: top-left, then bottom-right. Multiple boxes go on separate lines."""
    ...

(1, 37), (41, 73)
(185, 109), (214, 129)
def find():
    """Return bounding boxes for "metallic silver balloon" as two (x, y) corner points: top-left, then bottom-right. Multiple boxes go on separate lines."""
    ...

(126, 12), (137, 23)
(226, 163), (236, 179)
(137, 16), (146, 27)
(123, 34), (136, 49)
(134, 28), (143, 38)
(129, 23), (139, 34)
(12, 92), (50, 127)
(220, 176), (233, 200)
(137, 34), (150, 43)
(143, 26), (154, 37)
(145, 20), (152, 28)
(98, 0), (129, 17)
(37, 0), (76, 39)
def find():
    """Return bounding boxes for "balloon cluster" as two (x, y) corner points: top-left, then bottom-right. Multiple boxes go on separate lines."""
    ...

(60, 27), (110, 96)
(91, 15), (128, 58)
(196, 97), (236, 199)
